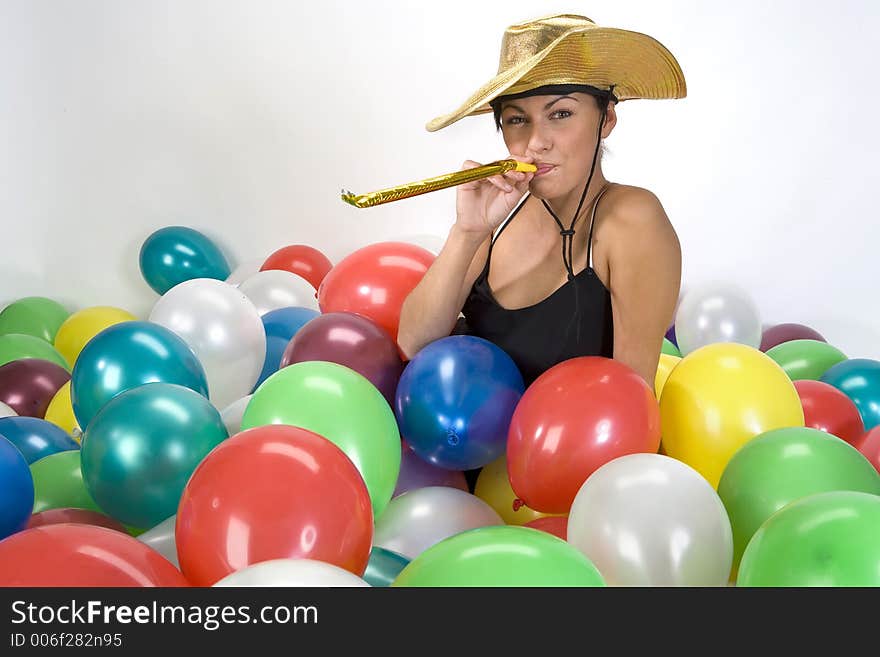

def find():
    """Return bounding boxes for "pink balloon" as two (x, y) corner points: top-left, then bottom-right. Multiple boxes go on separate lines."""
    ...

(0, 358), (70, 418)
(760, 323), (826, 352)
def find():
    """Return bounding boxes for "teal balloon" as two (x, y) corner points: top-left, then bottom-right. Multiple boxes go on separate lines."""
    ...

(81, 382), (228, 529)
(71, 321), (209, 431)
(139, 226), (231, 295)
(0, 417), (79, 465)
(364, 547), (410, 587)
(820, 358), (880, 431)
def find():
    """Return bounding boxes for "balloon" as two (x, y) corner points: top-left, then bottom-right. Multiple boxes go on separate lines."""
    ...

(654, 353), (681, 401)
(523, 516), (568, 540)
(261, 244), (334, 291)
(238, 270), (319, 315)
(661, 337), (681, 357)
(219, 394), (251, 436)
(242, 361), (400, 518)
(568, 454), (733, 586)
(214, 559), (370, 587)
(737, 491), (880, 586)
(396, 336), (524, 471)
(281, 312), (403, 406)
(0, 401), (16, 418)
(766, 339), (848, 381)
(44, 381), (81, 439)
(148, 278), (267, 410)
(0, 297), (69, 343)
(392, 525), (605, 587)
(0, 434), (34, 539)
(794, 380), (865, 444)
(856, 427), (880, 474)
(659, 343), (804, 488)
(53, 306), (137, 368)
(674, 282), (762, 355)
(0, 333), (68, 370)
(665, 324), (678, 348)
(0, 416), (79, 464)
(27, 508), (127, 533)
(508, 356), (661, 513)
(71, 321), (209, 430)
(256, 306), (320, 390)
(317, 241), (435, 341)
(139, 225), (231, 295)
(718, 427), (880, 571)
(0, 358), (70, 418)
(0, 524), (189, 586)
(137, 515), (179, 568)
(176, 424), (373, 586)
(474, 454), (556, 525)
(364, 547), (410, 587)
(225, 258), (264, 286)
(393, 441), (468, 498)
(30, 449), (102, 513)
(81, 383), (228, 529)
(373, 487), (503, 560)
(820, 358), (880, 431)
(760, 322), (827, 352)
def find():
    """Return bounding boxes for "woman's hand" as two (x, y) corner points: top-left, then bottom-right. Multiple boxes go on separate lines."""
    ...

(454, 154), (534, 239)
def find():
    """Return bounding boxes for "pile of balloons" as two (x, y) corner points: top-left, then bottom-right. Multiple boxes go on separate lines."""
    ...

(0, 226), (879, 588)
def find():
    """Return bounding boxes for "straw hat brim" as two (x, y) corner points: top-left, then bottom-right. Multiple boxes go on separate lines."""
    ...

(426, 24), (686, 132)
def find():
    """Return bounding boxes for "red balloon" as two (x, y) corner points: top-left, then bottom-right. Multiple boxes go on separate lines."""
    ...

(176, 424), (373, 586)
(27, 508), (128, 533)
(760, 323), (826, 352)
(794, 379), (865, 445)
(0, 358), (70, 418)
(856, 427), (880, 474)
(523, 516), (568, 541)
(317, 242), (435, 342)
(507, 357), (661, 514)
(0, 524), (188, 586)
(261, 244), (333, 291)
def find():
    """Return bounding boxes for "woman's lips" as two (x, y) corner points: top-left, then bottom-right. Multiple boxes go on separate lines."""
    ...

(534, 164), (555, 176)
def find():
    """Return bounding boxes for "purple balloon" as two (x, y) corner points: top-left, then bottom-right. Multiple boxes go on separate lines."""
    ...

(665, 324), (677, 348)
(760, 323), (827, 352)
(393, 442), (468, 498)
(280, 312), (404, 406)
(0, 358), (70, 418)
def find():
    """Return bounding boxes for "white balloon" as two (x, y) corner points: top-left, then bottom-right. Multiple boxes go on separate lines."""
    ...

(238, 270), (319, 315)
(225, 258), (264, 286)
(149, 278), (267, 410)
(213, 559), (370, 587)
(219, 394), (252, 436)
(567, 454), (733, 586)
(0, 401), (17, 418)
(137, 515), (178, 568)
(674, 282), (762, 355)
(373, 486), (503, 560)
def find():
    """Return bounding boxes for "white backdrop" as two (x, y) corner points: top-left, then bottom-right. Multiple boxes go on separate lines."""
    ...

(2, 0), (878, 359)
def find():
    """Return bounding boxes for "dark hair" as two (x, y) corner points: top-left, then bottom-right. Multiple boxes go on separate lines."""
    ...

(490, 84), (616, 132)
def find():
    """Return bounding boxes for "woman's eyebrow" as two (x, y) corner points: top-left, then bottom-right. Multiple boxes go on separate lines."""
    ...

(502, 95), (580, 113)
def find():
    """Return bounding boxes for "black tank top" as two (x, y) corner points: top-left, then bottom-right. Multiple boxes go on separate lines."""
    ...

(456, 186), (614, 386)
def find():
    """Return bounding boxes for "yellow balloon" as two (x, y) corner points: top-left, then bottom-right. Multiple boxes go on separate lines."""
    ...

(659, 342), (804, 488)
(43, 381), (81, 441)
(474, 455), (561, 525)
(655, 353), (682, 400)
(53, 306), (137, 367)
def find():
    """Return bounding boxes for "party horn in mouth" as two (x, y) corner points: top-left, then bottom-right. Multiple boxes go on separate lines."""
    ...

(341, 159), (537, 208)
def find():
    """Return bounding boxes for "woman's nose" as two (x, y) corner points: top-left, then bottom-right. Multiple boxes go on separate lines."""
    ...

(526, 126), (551, 154)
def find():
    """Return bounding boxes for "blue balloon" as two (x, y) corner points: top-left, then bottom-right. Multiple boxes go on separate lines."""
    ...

(364, 547), (410, 587)
(139, 226), (231, 295)
(0, 417), (79, 465)
(395, 335), (524, 470)
(253, 307), (320, 391)
(71, 321), (209, 431)
(0, 434), (34, 539)
(820, 358), (880, 431)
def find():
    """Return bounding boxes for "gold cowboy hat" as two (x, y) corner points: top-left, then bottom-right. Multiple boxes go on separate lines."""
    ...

(426, 14), (687, 132)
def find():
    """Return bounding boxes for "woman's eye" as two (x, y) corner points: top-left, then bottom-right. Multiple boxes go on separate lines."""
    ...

(504, 116), (525, 125)
(551, 109), (573, 119)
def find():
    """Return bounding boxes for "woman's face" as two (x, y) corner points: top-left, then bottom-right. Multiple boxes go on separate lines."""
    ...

(499, 92), (616, 200)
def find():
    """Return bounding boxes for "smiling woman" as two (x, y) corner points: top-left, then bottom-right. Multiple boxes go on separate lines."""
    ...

(396, 14), (686, 388)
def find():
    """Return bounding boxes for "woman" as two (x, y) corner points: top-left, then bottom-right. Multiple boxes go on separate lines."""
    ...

(398, 14), (686, 389)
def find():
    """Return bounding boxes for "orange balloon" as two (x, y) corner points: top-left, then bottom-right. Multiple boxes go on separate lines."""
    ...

(523, 516), (568, 540)
(261, 244), (333, 291)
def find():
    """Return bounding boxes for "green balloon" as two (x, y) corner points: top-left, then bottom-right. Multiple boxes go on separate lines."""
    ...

(738, 491), (880, 586)
(718, 427), (880, 570)
(392, 526), (606, 587)
(241, 361), (401, 519)
(30, 449), (102, 514)
(661, 338), (681, 357)
(765, 339), (847, 381)
(0, 297), (69, 343)
(0, 333), (69, 371)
